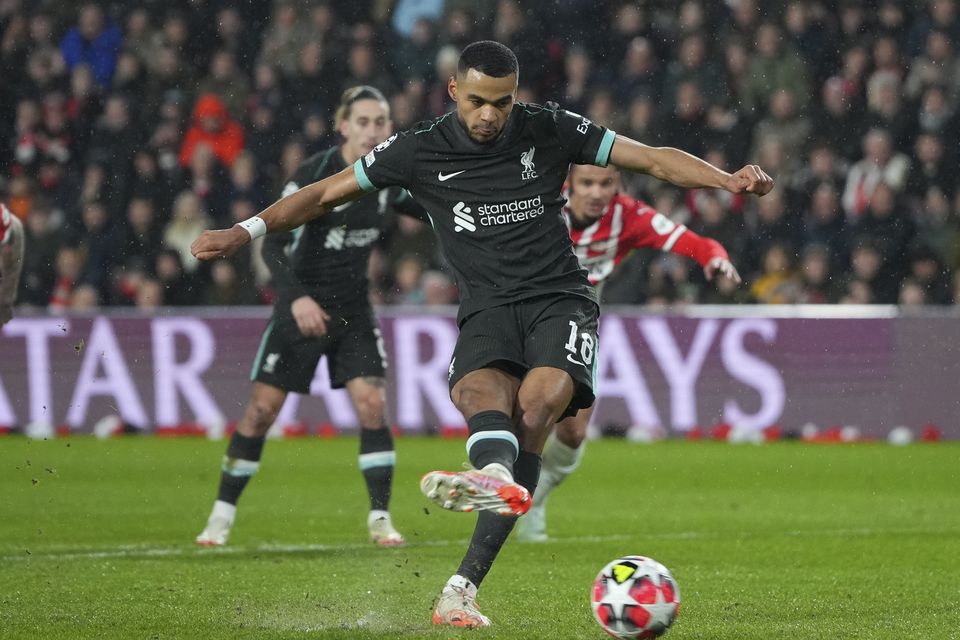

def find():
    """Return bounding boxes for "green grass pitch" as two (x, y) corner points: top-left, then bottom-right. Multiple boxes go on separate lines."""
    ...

(1, 436), (959, 639)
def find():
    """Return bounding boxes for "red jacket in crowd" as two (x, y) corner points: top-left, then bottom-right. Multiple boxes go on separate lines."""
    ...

(179, 94), (245, 168)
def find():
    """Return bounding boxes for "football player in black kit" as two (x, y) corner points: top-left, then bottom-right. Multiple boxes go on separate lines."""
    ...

(192, 42), (773, 627)
(196, 86), (423, 548)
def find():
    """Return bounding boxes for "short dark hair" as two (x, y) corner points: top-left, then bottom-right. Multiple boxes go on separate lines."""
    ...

(457, 40), (518, 78)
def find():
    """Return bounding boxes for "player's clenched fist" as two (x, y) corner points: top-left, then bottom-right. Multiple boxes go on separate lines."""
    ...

(727, 165), (774, 196)
(191, 226), (250, 261)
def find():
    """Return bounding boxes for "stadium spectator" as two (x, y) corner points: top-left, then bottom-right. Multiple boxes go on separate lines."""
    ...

(135, 277), (164, 309)
(847, 237), (894, 305)
(914, 187), (960, 267)
(121, 8), (153, 63)
(898, 277), (928, 305)
(154, 248), (200, 307)
(258, 2), (311, 78)
(0, 2), (956, 309)
(790, 143), (849, 206)
(740, 189), (799, 280)
(202, 259), (259, 306)
(660, 81), (707, 157)
(60, 3), (122, 88)
(87, 94), (138, 213)
(288, 41), (335, 120)
(812, 75), (865, 162)
(113, 197), (162, 275)
(142, 46), (195, 125)
(915, 84), (958, 142)
(180, 142), (221, 210)
(196, 50), (250, 120)
(842, 129), (911, 219)
(907, 28), (960, 106)
(73, 200), (114, 295)
(179, 94), (245, 169)
(558, 45), (593, 116)
(905, 243), (954, 304)
(661, 33), (728, 115)
(213, 7), (258, 70)
(112, 50), (146, 108)
(249, 61), (288, 121)
(49, 245), (83, 312)
(17, 200), (60, 307)
(343, 42), (398, 98)
(741, 22), (810, 114)
(864, 71), (915, 151)
(748, 89), (812, 178)
(801, 182), (851, 269)
(617, 37), (661, 105)
(906, 133), (956, 200)
(164, 191), (211, 274)
(299, 106), (335, 156)
(856, 182), (918, 297)
(798, 243), (841, 304)
(687, 188), (745, 266)
(71, 283), (100, 309)
(783, 0), (836, 85)
(246, 102), (286, 173)
(395, 17), (441, 86)
(750, 243), (802, 304)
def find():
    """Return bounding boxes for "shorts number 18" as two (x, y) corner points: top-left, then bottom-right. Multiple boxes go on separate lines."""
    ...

(564, 320), (595, 367)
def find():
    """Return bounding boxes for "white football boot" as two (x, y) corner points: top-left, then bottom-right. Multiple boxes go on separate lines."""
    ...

(432, 575), (491, 628)
(368, 510), (405, 546)
(515, 502), (548, 542)
(420, 463), (530, 517)
(195, 500), (235, 546)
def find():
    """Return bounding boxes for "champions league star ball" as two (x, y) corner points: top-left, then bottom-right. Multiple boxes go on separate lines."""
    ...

(591, 556), (680, 638)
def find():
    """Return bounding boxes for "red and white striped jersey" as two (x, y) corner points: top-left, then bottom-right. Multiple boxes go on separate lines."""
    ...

(0, 203), (14, 245)
(563, 192), (727, 286)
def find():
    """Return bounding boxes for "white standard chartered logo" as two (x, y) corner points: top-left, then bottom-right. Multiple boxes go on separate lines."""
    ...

(324, 227), (381, 249)
(452, 196), (545, 232)
(453, 202), (475, 232)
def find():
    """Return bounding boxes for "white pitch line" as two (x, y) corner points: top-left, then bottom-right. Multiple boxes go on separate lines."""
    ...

(0, 533), (637, 562)
(5, 526), (956, 563)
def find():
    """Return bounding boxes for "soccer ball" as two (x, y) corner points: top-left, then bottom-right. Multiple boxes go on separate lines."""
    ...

(590, 555), (680, 639)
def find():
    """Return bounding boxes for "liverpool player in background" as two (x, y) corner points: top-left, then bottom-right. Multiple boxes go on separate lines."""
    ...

(0, 202), (24, 326)
(195, 86), (424, 548)
(191, 41), (772, 627)
(516, 163), (740, 542)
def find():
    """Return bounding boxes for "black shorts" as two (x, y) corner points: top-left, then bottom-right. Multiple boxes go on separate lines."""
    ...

(251, 306), (386, 393)
(448, 294), (599, 419)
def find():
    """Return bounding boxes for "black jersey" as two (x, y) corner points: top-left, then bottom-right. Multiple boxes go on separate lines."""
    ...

(353, 101), (617, 323)
(262, 145), (424, 312)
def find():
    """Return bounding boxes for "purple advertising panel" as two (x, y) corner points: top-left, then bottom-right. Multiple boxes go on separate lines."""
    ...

(0, 308), (957, 437)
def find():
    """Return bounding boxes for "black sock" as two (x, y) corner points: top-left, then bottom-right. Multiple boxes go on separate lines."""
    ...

(457, 450), (541, 586)
(217, 432), (266, 505)
(466, 410), (517, 472)
(359, 426), (395, 512)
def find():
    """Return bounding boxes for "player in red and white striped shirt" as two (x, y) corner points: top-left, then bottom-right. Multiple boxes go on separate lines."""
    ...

(517, 163), (740, 542)
(0, 202), (24, 326)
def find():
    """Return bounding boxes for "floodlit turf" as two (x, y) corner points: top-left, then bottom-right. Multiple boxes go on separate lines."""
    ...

(1, 436), (959, 639)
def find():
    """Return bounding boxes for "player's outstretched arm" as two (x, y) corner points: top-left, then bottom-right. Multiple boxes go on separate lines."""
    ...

(191, 167), (366, 261)
(608, 135), (773, 196)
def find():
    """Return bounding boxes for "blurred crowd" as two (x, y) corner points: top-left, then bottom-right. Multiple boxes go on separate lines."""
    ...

(2, 0), (959, 310)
